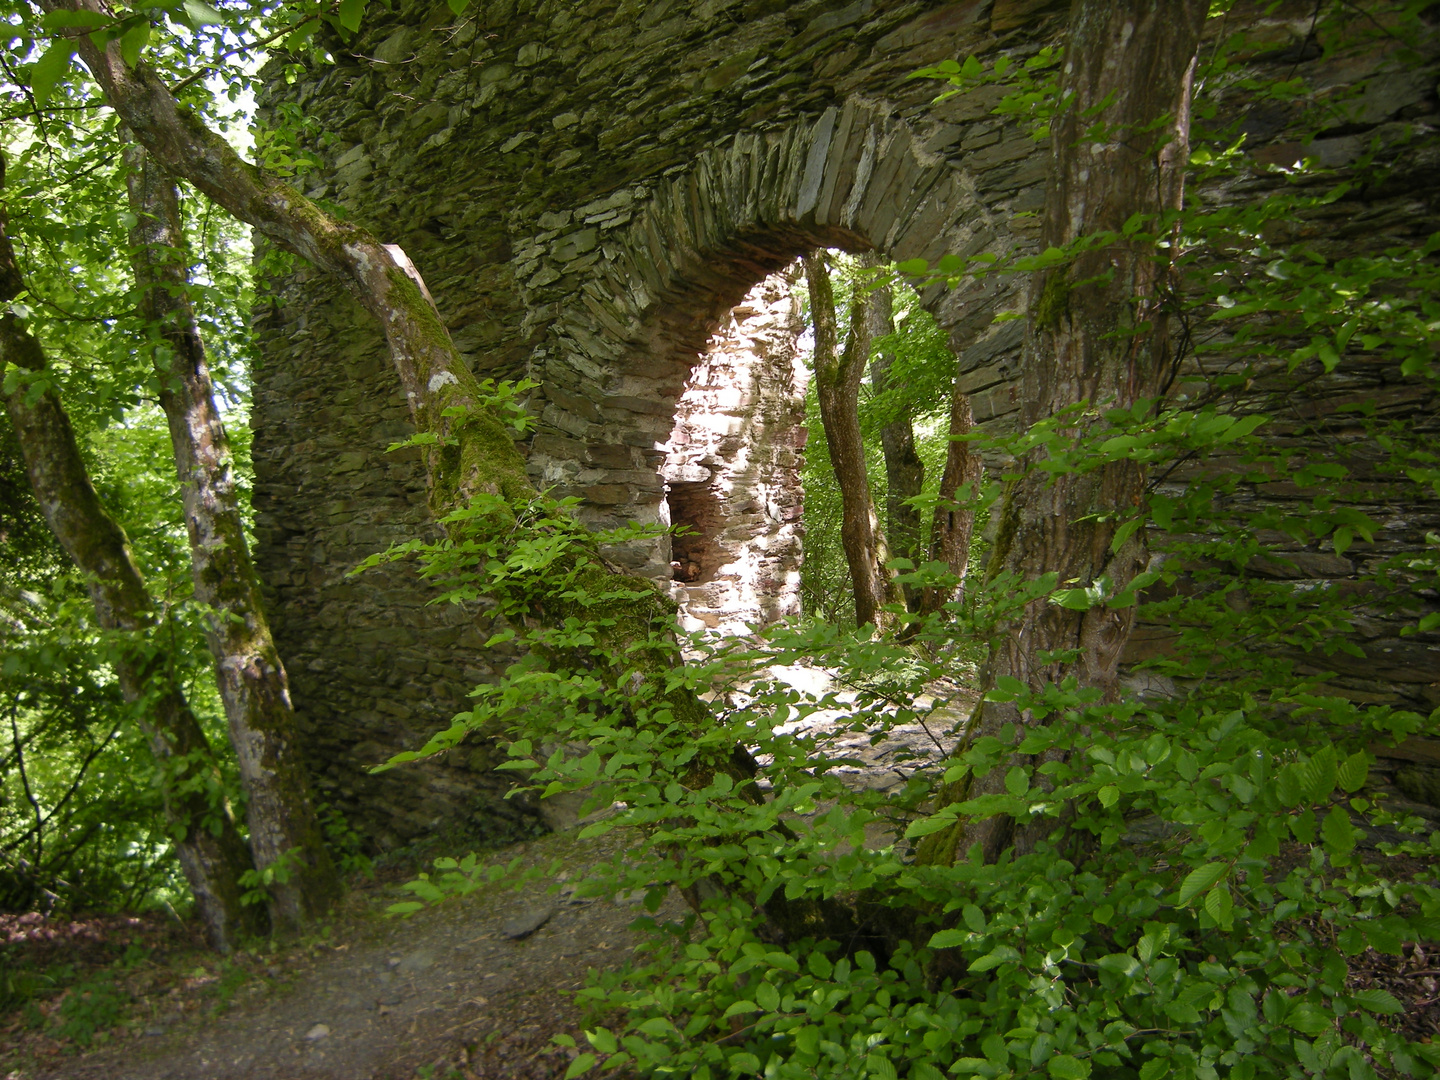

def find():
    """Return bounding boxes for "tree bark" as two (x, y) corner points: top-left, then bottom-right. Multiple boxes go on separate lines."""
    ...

(917, 379), (981, 618)
(918, 0), (1208, 867)
(43, 1), (720, 771)
(0, 158), (261, 950)
(124, 145), (341, 930)
(867, 289), (926, 612)
(804, 251), (900, 631)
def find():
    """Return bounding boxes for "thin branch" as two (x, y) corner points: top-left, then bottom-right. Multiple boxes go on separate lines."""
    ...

(9, 696), (44, 866)
(170, 11), (327, 95)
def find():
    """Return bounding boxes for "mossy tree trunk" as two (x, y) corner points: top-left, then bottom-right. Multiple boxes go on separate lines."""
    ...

(916, 380), (981, 618)
(867, 286), (927, 612)
(47, 1), (720, 765)
(0, 157), (261, 951)
(124, 145), (341, 931)
(803, 250), (900, 632)
(918, 0), (1209, 867)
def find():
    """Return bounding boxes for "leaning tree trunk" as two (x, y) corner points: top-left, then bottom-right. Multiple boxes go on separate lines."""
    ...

(44, 1), (724, 769)
(0, 163), (261, 950)
(804, 251), (900, 632)
(124, 145), (341, 930)
(867, 287), (927, 612)
(916, 379), (981, 618)
(918, 0), (1209, 868)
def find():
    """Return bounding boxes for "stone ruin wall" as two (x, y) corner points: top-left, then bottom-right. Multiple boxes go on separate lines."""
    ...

(662, 272), (809, 635)
(249, 0), (1440, 846)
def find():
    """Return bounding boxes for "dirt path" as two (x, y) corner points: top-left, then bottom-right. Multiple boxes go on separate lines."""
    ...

(4, 669), (976, 1080)
(20, 830), (682, 1080)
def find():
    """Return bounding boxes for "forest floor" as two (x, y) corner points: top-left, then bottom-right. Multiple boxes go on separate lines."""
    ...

(2, 826), (676, 1080)
(9, 668), (1438, 1079)
(0, 666), (975, 1080)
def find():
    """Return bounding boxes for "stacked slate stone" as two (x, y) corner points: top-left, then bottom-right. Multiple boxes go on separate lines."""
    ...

(250, 0), (1437, 845)
(662, 270), (808, 635)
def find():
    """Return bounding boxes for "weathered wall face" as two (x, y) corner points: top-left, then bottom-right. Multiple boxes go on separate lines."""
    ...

(663, 271), (809, 634)
(252, 0), (1052, 843)
(251, 0), (1439, 843)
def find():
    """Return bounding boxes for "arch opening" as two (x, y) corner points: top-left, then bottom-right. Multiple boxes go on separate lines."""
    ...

(658, 270), (809, 635)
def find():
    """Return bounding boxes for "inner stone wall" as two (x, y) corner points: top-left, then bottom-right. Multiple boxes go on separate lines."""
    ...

(662, 271), (809, 634)
(251, 0), (1439, 845)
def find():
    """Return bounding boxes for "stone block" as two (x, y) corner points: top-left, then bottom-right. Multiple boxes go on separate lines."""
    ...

(583, 484), (632, 504)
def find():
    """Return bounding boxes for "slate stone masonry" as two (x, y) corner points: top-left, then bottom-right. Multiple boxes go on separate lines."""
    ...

(251, 0), (1439, 845)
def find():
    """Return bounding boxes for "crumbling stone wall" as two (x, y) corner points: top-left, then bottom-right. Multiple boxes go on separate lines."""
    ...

(663, 271), (808, 634)
(251, 0), (1439, 845)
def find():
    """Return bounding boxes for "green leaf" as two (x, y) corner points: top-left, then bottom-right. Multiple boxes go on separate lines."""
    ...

(1300, 747), (1338, 802)
(39, 9), (109, 29)
(181, 0), (224, 26)
(1110, 516), (1144, 554)
(447, 0), (472, 12)
(120, 19), (150, 66)
(1205, 883), (1234, 929)
(905, 810), (958, 839)
(1336, 751), (1368, 793)
(585, 1027), (618, 1054)
(637, 1017), (675, 1037)
(1321, 807), (1356, 857)
(1285, 1003), (1332, 1036)
(962, 904), (986, 932)
(1139, 1060), (1170, 1080)
(969, 946), (1021, 972)
(1048, 1055), (1091, 1080)
(1098, 784), (1119, 808)
(1291, 809), (1317, 845)
(1052, 586), (1099, 610)
(30, 40), (75, 108)
(928, 928), (968, 949)
(1352, 988), (1403, 1015)
(754, 980), (779, 1012)
(337, 0), (368, 32)
(1276, 764), (1303, 807)
(564, 1053), (596, 1079)
(867, 1055), (899, 1080)
(1177, 862), (1228, 906)
(723, 1000), (758, 1018)
(1004, 766), (1029, 796)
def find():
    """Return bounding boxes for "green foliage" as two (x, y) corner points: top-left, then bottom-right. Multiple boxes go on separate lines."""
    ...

(0, 8), (260, 918)
(54, 974), (127, 1046)
(237, 847), (302, 908)
(375, 8), (1440, 1080)
(797, 259), (975, 626)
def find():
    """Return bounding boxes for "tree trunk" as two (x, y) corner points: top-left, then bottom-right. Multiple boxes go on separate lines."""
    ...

(0, 162), (261, 950)
(916, 379), (981, 618)
(45, 1), (722, 771)
(124, 145), (341, 930)
(804, 251), (900, 632)
(868, 289), (926, 612)
(918, 0), (1208, 868)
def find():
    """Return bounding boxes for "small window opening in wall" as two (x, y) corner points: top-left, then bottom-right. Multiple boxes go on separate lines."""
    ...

(666, 479), (726, 584)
